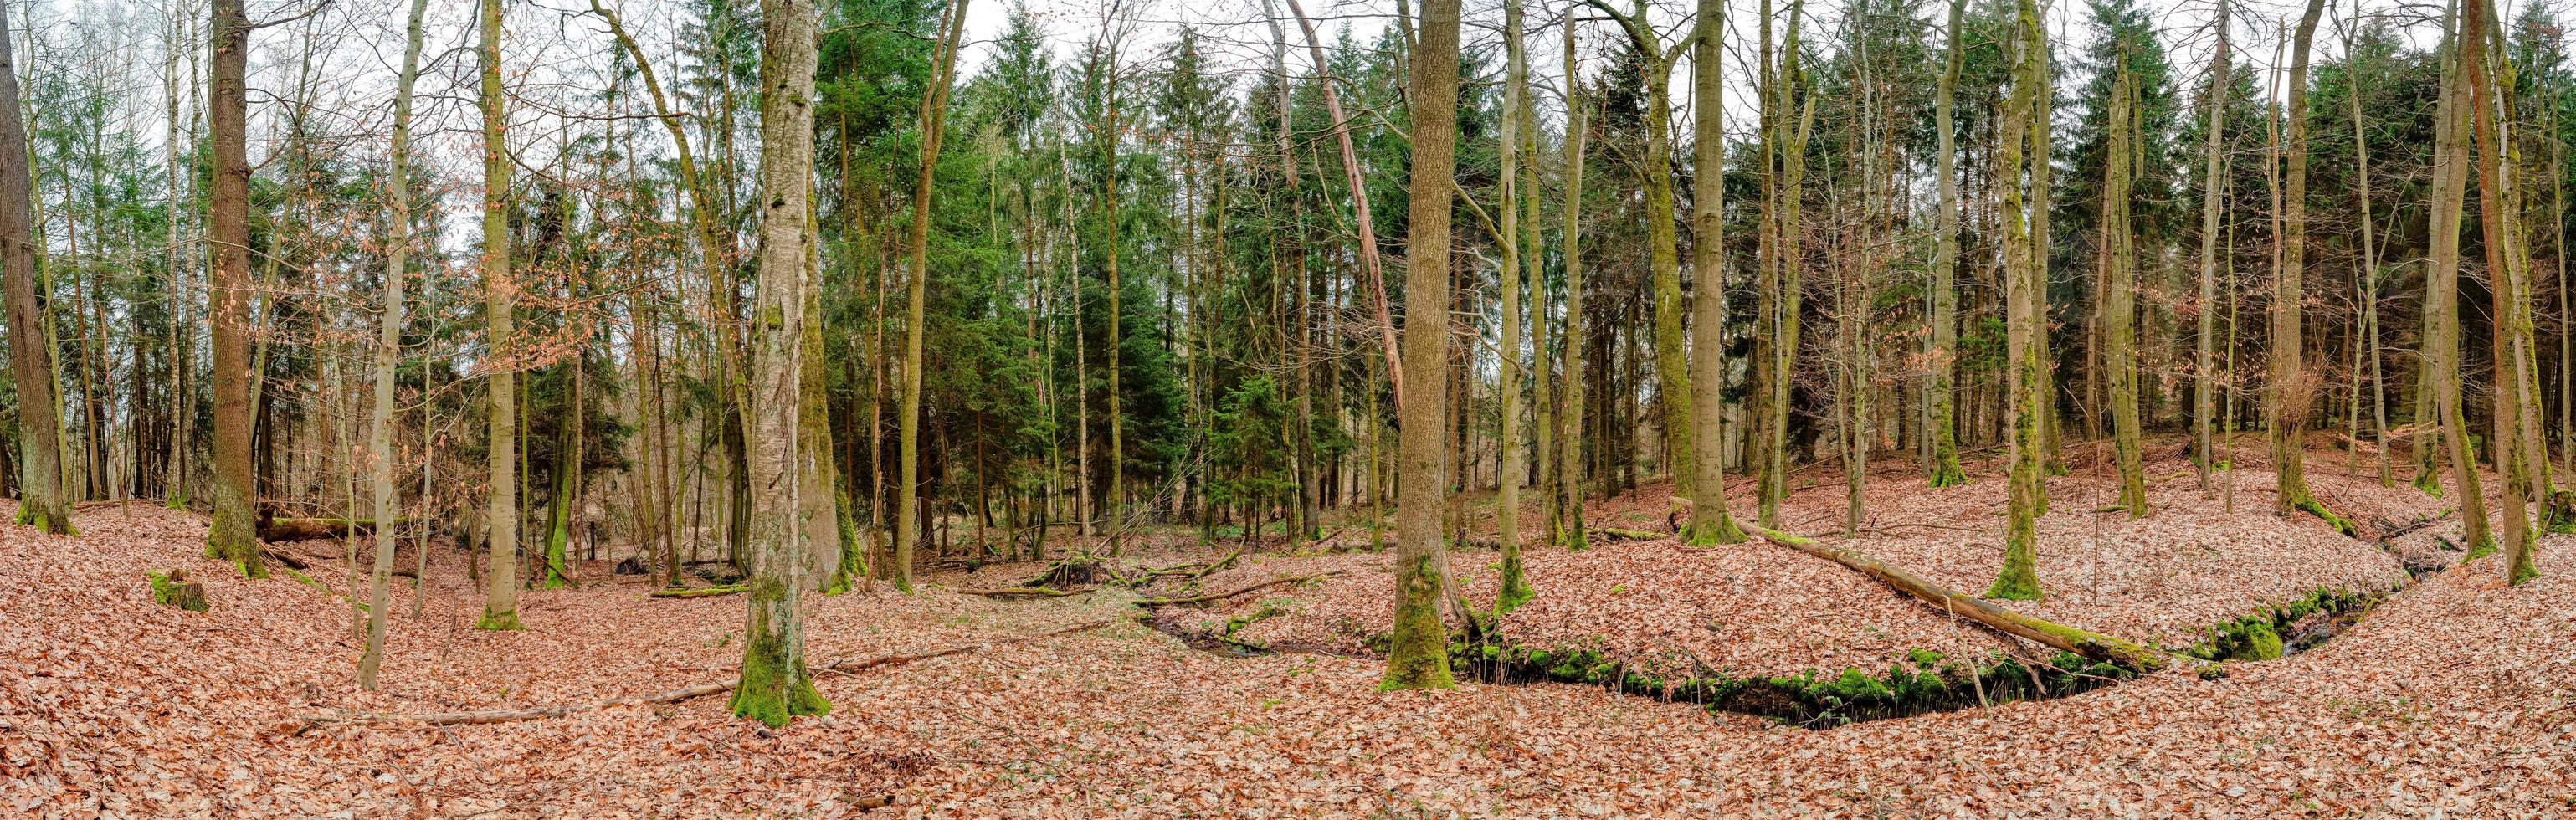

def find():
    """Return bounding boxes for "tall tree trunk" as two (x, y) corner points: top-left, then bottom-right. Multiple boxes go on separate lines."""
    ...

(2194, 0), (2230, 493)
(1557, 22), (1591, 551)
(2462, 0), (2543, 585)
(1988, 0), (2045, 602)
(2428, 1), (2490, 546)
(475, 0), (521, 629)
(2346, 0), (2390, 488)
(895, 0), (971, 591)
(1384, 0), (1461, 691)
(2271, 0), (2353, 535)
(1686, 0), (1747, 545)
(730, 0), (829, 727)
(203, 0), (259, 572)
(360, 0), (430, 690)
(1589, 0), (1693, 497)
(1492, 0), (1534, 612)
(1926, 0), (1969, 489)
(2104, 53), (2144, 514)
(0, 0), (66, 535)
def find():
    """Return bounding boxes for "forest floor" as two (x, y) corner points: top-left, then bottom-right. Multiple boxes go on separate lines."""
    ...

(4, 436), (2574, 817)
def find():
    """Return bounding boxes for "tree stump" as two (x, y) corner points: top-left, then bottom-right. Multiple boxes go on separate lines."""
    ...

(150, 569), (209, 612)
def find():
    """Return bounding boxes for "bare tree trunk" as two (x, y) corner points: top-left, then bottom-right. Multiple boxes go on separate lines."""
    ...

(1384, 0), (1461, 691)
(2104, 53), (2144, 515)
(2193, 0), (2230, 493)
(1685, 0), (1748, 546)
(1492, 0), (1534, 611)
(2462, 0), (2542, 585)
(202, 0), (260, 572)
(895, 0), (971, 590)
(2345, 0), (2390, 488)
(475, 0), (521, 629)
(0, 0), (66, 535)
(359, 0), (430, 690)
(1989, 0), (2045, 602)
(1927, 0), (1969, 489)
(2428, 0), (2490, 546)
(731, 0), (829, 726)
(1557, 22), (1591, 551)
(2270, 0), (2354, 535)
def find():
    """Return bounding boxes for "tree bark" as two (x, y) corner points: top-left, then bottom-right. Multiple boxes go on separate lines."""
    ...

(0, 0), (68, 536)
(203, 0), (260, 573)
(1384, 0), (1461, 691)
(360, 0), (430, 691)
(1989, 0), (2045, 602)
(895, 0), (972, 591)
(1557, 22), (1591, 551)
(1927, 0), (1970, 489)
(729, 0), (828, 728)
(1682, 0), (1747, 548)
(475, 0), (521, 630)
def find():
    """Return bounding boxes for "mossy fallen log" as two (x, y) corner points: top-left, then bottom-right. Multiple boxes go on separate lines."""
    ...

(1744, 525), (2181, 674)
(279, 618), (1123, 733)
(649, 584), (747, 598)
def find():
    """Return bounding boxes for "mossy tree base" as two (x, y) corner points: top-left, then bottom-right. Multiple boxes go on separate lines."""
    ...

(1926, 459), (1971, 489)
(1986, 539), (2045, 602)
(1681, 512), (1748, 547)
(2411, 471), (2446, 497)
(1380, 553), (1455, 690)
(732, 633), (830, 729)
(475, 611), (526, 631)
(14, 507), (74, 535)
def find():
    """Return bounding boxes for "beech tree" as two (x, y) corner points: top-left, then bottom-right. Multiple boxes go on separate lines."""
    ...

(1383, 0), (1460, 691)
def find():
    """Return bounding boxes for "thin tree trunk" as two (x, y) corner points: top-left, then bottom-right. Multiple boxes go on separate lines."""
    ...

(2271, 0), (2352, 535)
(1557, 22), (1591, 550)
(1927, 0), (1969, 488)
(2428, 0), (2490, 546)
(359, 0), (429, 690)
(895, 0), (971, 590)
(2462, 0), (2542, 585)
(1989, 0), (2045, 602)
(475, 0), (521, 628)
(2193, 0), (2230, 493)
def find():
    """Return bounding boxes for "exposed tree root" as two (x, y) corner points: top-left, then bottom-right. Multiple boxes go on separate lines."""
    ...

(279, 618), (1125, 734)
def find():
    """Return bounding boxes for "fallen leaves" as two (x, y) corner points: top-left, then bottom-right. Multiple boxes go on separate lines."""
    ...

(0, 443), (2568, 817)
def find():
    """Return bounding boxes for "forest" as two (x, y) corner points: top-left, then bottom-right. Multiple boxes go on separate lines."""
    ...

(0, 0), (2571, 813)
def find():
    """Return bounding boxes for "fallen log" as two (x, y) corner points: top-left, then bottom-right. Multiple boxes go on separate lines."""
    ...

(954, 586), (1078, 598)
(649, 584), (746, 598)
(1132, 572), (1341, 607)
(259, 517), (410, 543)
(259, 547), (312, 571)
(280, 618), (1123, 734)
(1590, 527), (1668, 542)
(1743, 525), (2174, 674)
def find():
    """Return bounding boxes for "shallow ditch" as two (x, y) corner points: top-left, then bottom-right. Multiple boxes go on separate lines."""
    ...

(1142, 519), (2455, 727)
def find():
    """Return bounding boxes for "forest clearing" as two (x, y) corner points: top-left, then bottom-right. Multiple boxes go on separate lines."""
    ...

(6, 0), (2576, 812)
